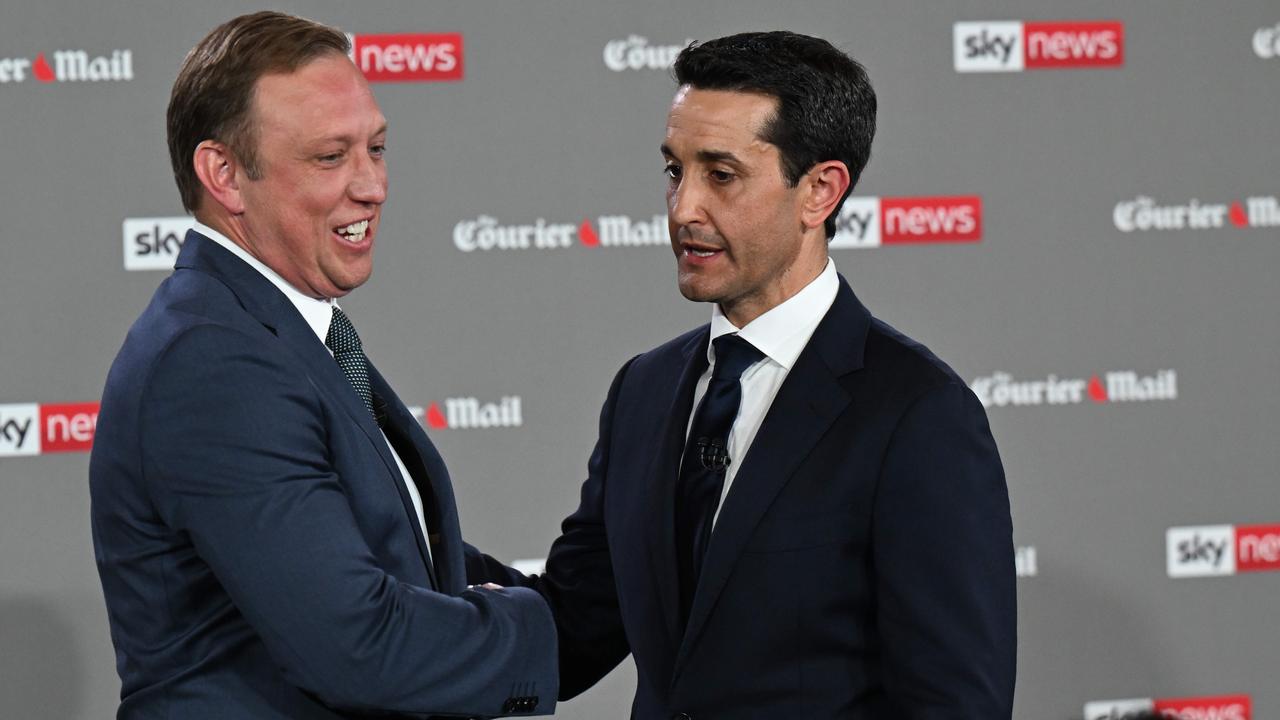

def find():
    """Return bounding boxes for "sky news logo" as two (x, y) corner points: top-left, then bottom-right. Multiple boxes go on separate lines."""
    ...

(831, 195), (982, 248)
(453, 213), (667, 252)
(1084, 694), (1251, 720)
(954, 20), (1123, 72)
(408, 396), (523, 430)
(969, 369), (1176, 409)
(1114, 196), (1280, 233)
(0, 402), (99, 457)
(1167, 524), (1280, 578)
(123, 217), (193, 271)
(348, 33), (463, 83)
(0, 48), (133, 84)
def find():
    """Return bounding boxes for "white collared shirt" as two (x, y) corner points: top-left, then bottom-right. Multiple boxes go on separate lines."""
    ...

(194, 221), (433, 568)
(687, 258), (840, 526)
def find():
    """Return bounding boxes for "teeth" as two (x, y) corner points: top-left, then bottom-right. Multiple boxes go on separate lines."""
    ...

(336, 220), (369, 243)
(690, 248), (716, 257)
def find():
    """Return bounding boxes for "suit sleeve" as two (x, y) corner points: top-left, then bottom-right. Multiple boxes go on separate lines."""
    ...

(140, 324), (557, 718)
(872, 380), (1017, 720)
(534, 359), (636, 700)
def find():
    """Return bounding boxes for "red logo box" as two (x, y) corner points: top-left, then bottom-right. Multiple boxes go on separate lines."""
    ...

(881, 195), (982, 244)
(1025, 21), (1124, 68)
(1236, 525), (1280, 573)
(40, 402), (99, 453)
(1153, 695), (1250, 720)
(353, 33), (464, 83)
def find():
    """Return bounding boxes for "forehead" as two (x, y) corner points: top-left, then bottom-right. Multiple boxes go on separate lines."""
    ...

(664, 86), (779, 154)
(251, 53), (385, 138)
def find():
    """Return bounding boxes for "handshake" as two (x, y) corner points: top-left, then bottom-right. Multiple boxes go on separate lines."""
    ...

(88, 10), (1016, 720)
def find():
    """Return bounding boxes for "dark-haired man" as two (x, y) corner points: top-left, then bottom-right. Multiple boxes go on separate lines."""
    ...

(534, 31), (1016, 718)
(90, 12), (554, 718)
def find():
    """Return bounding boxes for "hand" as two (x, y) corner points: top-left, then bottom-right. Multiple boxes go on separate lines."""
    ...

(466, 583), (504, 590)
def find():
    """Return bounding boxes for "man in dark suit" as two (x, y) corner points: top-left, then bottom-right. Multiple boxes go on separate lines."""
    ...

(534, 31), (1016, 718)
(89, 12), (554, 718)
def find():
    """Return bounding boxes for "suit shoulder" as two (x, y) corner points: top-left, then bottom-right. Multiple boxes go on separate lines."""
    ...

(862, 317), (969, 395)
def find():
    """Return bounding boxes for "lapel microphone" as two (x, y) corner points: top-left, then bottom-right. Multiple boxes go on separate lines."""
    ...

(696, 437), (731, 472)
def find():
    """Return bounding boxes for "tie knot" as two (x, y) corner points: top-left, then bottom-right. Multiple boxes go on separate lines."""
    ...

(325, 306), (362, 354)
(711, 334), (764, 381)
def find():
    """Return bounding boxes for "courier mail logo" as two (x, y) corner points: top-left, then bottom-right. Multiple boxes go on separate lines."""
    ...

(453, 213), (667, 252)
(1114, 195), (1280, 232)
(1255, 23), (1280, 59)
(0, 402), (100, 457)
(0, 48), (133, 84)
(123, 217), (194, 271)
(409, 396), (523, 430)
(348, 33), (463, 83)
(969, 369), (1177, 408)
(1167, 524), (1280, 578)
(831, 195), (982, 248)
(1085, 694), (1251, 720)
(954, 20), (1123, 72)
(603, 36), (691, 71)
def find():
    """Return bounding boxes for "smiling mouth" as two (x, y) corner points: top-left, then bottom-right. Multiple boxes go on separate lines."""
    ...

(335, 219), (370, 244)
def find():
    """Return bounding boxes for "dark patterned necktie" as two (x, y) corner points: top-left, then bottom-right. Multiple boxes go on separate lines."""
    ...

(675, 333), (765, 626)
(325, 306), (375, 419)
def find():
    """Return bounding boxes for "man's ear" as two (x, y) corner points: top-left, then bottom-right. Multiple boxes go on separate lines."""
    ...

(800, 160), (851, 232)
(192, 140), (246, 215)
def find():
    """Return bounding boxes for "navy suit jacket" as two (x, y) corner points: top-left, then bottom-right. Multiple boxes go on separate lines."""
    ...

(536, 277), (1015, 719)
(90, 231), (556, 719)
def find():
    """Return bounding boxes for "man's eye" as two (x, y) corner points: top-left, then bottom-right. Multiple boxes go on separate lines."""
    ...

(663, 164), (682, 180)
(319, 152), (344, 163)
(709, 170), (734, 183)
(370, 144), (387, 158)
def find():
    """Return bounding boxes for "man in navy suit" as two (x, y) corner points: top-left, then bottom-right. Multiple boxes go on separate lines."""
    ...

(534, 32), (1016, 718)
(90, 12), (554, 718)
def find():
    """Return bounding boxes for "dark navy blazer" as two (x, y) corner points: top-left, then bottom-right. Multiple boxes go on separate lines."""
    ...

(90, 231), (556, 719)
(535, 277), (1015, 719)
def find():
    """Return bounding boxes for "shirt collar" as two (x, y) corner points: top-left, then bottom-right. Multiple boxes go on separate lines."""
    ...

(193, 220), (337, 345)
(707, 258), (839, 371)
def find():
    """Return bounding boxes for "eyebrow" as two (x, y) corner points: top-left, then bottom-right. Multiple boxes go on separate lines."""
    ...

(660, 144), (744, 166)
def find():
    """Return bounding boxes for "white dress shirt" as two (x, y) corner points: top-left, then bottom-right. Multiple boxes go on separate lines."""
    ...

(194, 221), (433, 567)
(687, 258), (840, 526)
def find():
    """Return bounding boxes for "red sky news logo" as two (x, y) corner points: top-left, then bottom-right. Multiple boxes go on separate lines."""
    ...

(831, 195), (982, 248)
(0, 48), (133, 84)
(123, 217), (193, 271)
(453, 214), (667, 252)
(1114, 196), (1280, 232)
(954, 20), (1123, 72)
(347, 33), (463, 83)
(969, 369), (1176, 408)
(0, 402), (99, 457)
(407, 396), (523, 430)
(1085, 694), (1251, 720)
(1167, 524), (1280, 578)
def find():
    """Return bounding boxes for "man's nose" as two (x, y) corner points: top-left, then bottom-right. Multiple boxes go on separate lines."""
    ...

(349, 153), (387, 205)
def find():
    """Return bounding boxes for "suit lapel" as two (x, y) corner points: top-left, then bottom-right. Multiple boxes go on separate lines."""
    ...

(673, 277), (871, 673)
(648, 328), (710, 648)
(370, 366), (464, 593)
(176, 231), (439, 585)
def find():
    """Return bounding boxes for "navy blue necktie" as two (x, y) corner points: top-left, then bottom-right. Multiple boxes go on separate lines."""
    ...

(675, 333), (764, 626)
(325, 307), (375, 420)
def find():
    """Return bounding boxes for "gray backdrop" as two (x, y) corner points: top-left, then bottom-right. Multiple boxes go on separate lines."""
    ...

(2, 1), (1277, 718)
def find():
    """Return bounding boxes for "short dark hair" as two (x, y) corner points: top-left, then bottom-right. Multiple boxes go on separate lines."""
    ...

(166, 11), (350, 213)
(673, 31), (876, 239)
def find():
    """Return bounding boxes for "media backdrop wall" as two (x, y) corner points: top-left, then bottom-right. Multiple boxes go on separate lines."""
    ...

(1, 1), (1277, 718)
